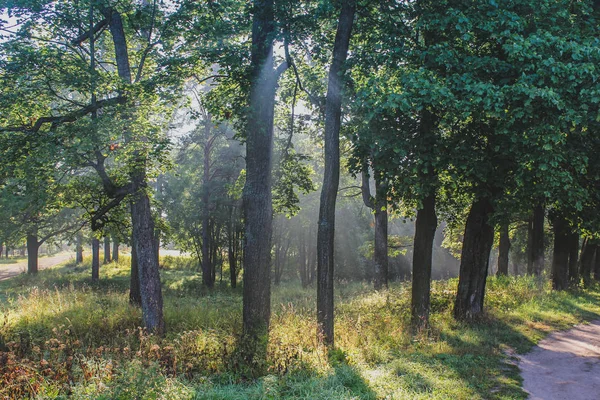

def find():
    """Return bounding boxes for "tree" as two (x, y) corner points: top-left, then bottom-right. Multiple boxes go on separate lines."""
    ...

(316, 0), (356, 346)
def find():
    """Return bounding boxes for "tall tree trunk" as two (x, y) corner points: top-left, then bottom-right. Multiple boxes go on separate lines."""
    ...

(26, 232), (39, 274)
(92, 237), (100, 282)
(76, 232), (84, 264)
(0, 242), (3, 259)
(104, 236), (111, 263)
(496, 223), (510, 276)
(454, 197), (495, 321)
(103, 5), (163, 334)
(112, 236), (119, 262)
(316, 0), (356, 347)
(594, 247), (600, 281)
(362, 170), (389, 290)
(411, 194), (437, 330)
(551, 214), (569, 290)
(130, 242), (141, 306)
(130, 184), (164, 333)
(241, 0), (281, 365)
(373, 179), (388, 290)
(568, 232), (579, 285)
(202, 129), (213, 287)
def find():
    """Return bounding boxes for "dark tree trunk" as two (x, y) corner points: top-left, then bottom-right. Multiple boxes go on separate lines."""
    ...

(568, 232), (579, 285)
(104, 236), (111, 264)
(129, 242), (142, 306)
(26, 233), (39, 274)
(76, 233), (84, 264)
(551, 214), (570, 290)
(527, 204), (545, 275)
(373, 187), (388, 290)
(580, 239), (597, 287)
(594, 247), (600, 281)
(361, 170), (388, 290)
(91, 237), (100, 282)
(112, 237), (119, 262)
(227, 205), (238, 289)
(299, 232), (310, 288)
(411, 194), (437, 330)
(0, 243), (3, 259)
(130, 185), (164, 334)
(454, 197), (495, 321)
(202, 124), (213, 287)
(241, 0), (283, 365)
(497, 223), (510, 277)
(228, 239), (237, 289)
(316, 0), (356, 347)
(103, 5), (163, 334)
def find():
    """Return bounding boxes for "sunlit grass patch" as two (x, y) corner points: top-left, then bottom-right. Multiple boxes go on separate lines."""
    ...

(1, 256), (600, 398)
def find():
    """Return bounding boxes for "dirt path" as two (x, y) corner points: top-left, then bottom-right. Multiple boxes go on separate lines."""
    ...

(0, 253), (73, 281)
(519, 319), (600, 400)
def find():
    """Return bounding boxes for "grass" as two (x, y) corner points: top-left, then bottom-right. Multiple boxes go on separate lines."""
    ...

(1, 256), (599, 399)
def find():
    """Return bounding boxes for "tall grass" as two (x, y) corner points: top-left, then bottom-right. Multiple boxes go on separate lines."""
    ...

(1, 257), (599, 399)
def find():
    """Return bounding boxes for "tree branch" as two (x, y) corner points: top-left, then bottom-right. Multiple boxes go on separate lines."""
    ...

(0, 96), (127, 133)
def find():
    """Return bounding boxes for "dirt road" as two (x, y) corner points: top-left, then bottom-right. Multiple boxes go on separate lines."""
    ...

(0, 253), (73, 281)
(519, 319), (600, 400)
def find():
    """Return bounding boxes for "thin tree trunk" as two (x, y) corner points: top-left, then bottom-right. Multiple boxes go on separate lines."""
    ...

(454, 197), (495, 321)
(202, 126), (213, 287)
(496, 223), (510, 276)
(92, 237), (100, 282)
(26, 233), (39, 274)
(104, 236), (111, 263)
(112, 237), (119, 262)
(568, 232), (579, 285)
(411, 194), (437, 330)
(316, 0), (356, 347)
(373, 178), (388, 290)
(551, 214), (569, 290)
(76, 232), (84, 264)
(130, 242), (141, 306)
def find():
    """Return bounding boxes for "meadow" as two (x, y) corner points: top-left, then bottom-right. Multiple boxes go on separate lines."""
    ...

(1, 257), (599, 399)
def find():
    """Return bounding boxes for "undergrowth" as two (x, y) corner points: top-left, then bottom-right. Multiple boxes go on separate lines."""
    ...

(1, 256), (599, 399)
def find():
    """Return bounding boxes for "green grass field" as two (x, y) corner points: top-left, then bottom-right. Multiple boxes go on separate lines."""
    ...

(1, 256), (599, 399)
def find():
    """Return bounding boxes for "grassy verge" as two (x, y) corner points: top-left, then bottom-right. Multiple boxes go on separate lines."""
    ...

(0, 257), (599, 399)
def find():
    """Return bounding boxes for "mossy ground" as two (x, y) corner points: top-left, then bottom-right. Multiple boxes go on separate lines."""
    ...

(1, 256), (599, 399)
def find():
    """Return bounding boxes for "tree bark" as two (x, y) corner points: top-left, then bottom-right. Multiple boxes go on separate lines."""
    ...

(102, 5), (164, 334)
(454, 197), (495, 321)
(362, 170), (389, 290)
(551, 214), (569, 290)
(568, 232), (579, 285)
(26, 232), (39, 274)
(496, 223), (510, 276)
(112, 236), (119, 262)
(202, 122), (213, 288)
(316, 0), (356, 347)
(411, 194), (437, 330)
(241, 0), (282, 365)
(130, 183), (164, 333)
(92, 237), (100, 282)
(75, 232), (84, 264)
(129, 241), (142, 306)
(104, 236), (111, 263)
